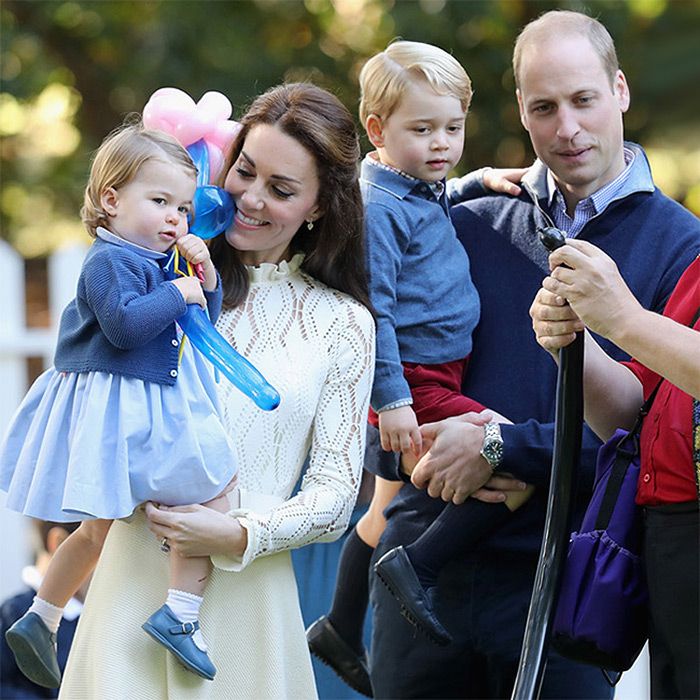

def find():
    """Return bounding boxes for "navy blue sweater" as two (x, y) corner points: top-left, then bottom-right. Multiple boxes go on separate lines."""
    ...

(54, 237), (222, 386)
(378, 149), (700, 557)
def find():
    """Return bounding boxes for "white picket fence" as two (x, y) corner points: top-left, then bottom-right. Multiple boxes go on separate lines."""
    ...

(0, 238), (649, 698)
(0, 239), (87, 600)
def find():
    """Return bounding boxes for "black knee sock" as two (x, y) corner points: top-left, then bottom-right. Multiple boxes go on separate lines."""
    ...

(405, 500), (512, 589)
(327, 526), (374, 654)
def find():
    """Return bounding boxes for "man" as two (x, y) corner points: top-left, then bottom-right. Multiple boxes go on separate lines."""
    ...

(368, 10), (700, 699)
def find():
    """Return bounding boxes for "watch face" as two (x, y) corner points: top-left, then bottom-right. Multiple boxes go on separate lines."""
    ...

(481, 424), (503, 468)
(484, 442), (503, 463)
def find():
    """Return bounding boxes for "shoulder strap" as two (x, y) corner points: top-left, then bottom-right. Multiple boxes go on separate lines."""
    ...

(594, 431), (640, 530)
(692, 306), (700, 503)
(693, 399), (700, 505)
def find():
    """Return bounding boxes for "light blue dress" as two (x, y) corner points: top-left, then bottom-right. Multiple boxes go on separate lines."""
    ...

(0, 239), (237, 522)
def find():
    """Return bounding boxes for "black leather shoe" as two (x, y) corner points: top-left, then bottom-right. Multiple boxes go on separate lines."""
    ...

(306, 615), (373, 697)
(374, 546), (452, 646)
(5, 612), (61, 688)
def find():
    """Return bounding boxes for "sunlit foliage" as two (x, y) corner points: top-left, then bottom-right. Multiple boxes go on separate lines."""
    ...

(1, 0), (699, 256)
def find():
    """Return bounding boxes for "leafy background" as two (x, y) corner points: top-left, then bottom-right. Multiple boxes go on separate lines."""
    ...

(2, 0), (699, 258)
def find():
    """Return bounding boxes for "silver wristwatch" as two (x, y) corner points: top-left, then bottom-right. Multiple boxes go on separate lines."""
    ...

(480, 421), (504, 471)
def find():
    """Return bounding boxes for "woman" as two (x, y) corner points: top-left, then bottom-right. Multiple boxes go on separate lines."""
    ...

(530, 238), (699, 700)
(59, 83), (376, 699)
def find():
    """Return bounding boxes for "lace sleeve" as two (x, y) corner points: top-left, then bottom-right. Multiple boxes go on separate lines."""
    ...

(213, 299), (375, 571)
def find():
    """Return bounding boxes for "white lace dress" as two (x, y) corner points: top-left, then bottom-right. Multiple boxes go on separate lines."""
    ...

(59, 254), (375, 700)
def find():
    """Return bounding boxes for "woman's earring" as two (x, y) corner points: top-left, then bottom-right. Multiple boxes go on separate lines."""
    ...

(306, 220), (314, 231)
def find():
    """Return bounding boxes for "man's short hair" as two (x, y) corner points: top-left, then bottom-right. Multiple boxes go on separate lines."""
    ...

(359, 40), (472, 126)
(512, 10), (619, 89)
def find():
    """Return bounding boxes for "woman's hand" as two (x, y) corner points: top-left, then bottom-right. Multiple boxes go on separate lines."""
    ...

(144, 501), (247, 559)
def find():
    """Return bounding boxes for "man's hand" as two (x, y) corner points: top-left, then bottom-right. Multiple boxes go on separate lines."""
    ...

(470, 473), (529, 504)
(411, 419), (493, 504)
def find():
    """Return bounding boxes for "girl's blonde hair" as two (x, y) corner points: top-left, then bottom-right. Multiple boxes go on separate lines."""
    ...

(359, 40), (472, 125)
(81, 122), (197, 237)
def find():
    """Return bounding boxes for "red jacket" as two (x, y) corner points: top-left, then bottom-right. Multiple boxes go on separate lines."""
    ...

(625, 256), (700, 505)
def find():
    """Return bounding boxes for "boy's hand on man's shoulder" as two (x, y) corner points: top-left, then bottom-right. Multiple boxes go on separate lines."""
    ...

(482, 166), (529, 197)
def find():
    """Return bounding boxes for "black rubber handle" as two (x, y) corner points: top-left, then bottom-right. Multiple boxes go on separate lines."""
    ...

(512, 227), (584, 699)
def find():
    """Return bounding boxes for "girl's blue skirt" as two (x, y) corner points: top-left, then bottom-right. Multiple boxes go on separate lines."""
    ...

(0, 342), (237, 522)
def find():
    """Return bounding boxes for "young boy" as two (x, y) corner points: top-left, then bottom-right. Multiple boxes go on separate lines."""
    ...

(307, 40), (531, 692)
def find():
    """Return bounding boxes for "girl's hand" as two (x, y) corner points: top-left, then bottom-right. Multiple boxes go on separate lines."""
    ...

(171, 276), (207, 308)
(482, 167), (529, 197)
(176, 234), (217, 291)
(144, 501), (248, 559)
(378, 405), (422, 456)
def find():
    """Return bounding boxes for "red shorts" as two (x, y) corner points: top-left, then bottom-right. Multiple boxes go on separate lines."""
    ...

(368, 356), (486, 427)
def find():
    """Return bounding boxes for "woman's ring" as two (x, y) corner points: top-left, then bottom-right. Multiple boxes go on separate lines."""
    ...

(160, 537), (170, 553)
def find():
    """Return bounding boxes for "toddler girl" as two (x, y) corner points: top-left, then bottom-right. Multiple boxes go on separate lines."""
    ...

(1, 123), (238, 686)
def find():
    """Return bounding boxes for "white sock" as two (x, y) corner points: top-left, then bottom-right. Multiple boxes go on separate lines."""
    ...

(27, 596), (63, 635)
(165, 589), (207, 651)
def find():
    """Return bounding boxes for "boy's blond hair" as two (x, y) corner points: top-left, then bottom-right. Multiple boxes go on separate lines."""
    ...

(81, 122), (197, 237)
(513, 10), (619, 90)
(359, 40), (472, 125)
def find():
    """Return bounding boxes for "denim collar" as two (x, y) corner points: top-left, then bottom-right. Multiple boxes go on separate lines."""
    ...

(360, 153), (444, 201)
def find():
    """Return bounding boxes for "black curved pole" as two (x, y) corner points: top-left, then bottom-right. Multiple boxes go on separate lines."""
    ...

(511, 228), (584, 699)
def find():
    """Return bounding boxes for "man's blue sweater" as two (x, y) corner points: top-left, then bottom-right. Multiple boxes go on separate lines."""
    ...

(377, 145), (700, 556)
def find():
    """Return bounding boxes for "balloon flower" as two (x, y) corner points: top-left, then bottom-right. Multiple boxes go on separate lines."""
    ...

(143, 87), (239, 239)
(144, 87), (280, 411)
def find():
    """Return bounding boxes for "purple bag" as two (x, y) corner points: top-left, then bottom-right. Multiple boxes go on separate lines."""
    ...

(552, 427), (648, 673)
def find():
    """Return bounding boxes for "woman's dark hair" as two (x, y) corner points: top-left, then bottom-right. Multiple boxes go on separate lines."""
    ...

(210, 83), (371, 311)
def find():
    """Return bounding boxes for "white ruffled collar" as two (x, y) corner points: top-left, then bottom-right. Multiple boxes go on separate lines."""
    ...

(246, 252), (304, 283)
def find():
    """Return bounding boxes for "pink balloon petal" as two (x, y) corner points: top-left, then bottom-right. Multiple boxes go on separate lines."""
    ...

(174, 110), (211, 147)
(208, 120), (242, 150)
(143, 88), (237, 149)
(206, 144), (225, 182)
(147, 87), (196, 110)
(143, 88), (198, 140)
(142, 112), (176, 135)
(197, 91), (232, 122)
(142, 104), (166, 130)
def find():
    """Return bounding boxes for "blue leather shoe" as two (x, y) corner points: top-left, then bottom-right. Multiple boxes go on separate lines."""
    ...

(5, 611), (61, 688)
(142, 605), (216, 680)
(374, 545), (453, 646)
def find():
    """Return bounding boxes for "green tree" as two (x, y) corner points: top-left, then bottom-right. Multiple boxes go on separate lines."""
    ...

(2, 0), (699, 256)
